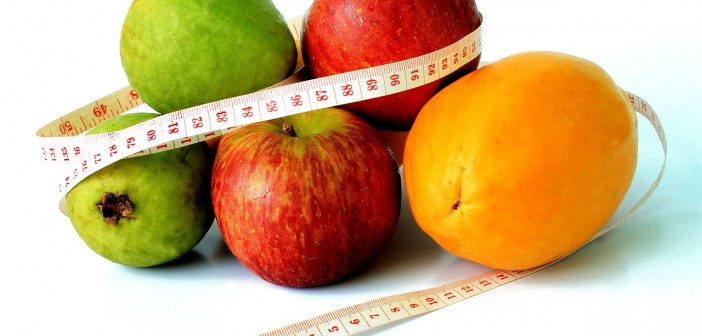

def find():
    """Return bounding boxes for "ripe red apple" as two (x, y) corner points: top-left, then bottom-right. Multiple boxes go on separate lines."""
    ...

(211, 107), (401, 287)
(301, 0), (482, 131)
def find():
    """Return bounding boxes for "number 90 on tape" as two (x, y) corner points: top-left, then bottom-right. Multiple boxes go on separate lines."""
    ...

(33, 13), (668, 336)
(35, 19), (483, 203)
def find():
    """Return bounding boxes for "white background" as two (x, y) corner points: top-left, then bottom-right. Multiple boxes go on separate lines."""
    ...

(2, 0), (701, 335)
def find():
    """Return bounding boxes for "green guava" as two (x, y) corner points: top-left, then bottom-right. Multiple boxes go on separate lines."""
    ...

(65, 113), (214, 267)
(120, 0), (298, 113)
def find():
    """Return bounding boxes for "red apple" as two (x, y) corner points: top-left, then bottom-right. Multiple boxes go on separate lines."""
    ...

(211, 107), (401, 287)
(301, 0), (482, 131)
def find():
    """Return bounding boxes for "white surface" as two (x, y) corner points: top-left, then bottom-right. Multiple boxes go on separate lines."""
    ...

(2, 0), (701, 335)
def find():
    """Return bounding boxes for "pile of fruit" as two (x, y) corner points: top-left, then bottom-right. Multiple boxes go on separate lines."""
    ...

(64, 0), (638, 288)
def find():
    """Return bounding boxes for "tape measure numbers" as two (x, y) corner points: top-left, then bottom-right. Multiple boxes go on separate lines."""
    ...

(260, 90), (668, 335)
(260, 268), (538, 336)
(36, 18), (483, 202)
(35, 14), (667, 336)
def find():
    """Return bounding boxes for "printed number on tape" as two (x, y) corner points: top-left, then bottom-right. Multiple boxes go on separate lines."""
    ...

(36, 19), (483, 202)
(34, 15), (667, 336)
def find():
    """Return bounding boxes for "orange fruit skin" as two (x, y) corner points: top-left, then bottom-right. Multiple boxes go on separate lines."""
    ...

(403, 51), (638, 270)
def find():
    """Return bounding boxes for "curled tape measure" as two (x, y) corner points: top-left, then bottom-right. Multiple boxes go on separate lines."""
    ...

(261, 92), (668, 335)
(35, 15), (668, 336)
(36, 16), (482, 202)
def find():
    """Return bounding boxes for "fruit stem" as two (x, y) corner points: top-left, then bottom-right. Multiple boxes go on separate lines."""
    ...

(282, 123), (298, 137)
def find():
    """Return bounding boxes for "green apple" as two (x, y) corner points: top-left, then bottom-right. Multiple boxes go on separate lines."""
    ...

(120, 0), (298, 113)
(65, 113), (214, 267)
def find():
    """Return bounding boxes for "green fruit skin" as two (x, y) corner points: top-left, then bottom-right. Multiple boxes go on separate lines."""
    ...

(120, 0), (298, 113)
(66, 113), (214, 267)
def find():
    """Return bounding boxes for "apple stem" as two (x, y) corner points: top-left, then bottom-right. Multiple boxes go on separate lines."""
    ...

(282, 123), (298, 137)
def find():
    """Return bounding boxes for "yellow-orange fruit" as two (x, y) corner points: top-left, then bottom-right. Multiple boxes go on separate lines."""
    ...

(403, 51), (638, 270)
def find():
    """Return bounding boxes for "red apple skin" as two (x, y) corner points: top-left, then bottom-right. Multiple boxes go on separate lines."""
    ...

(301, 0), (482, 131)
(211, 107), (401, 287)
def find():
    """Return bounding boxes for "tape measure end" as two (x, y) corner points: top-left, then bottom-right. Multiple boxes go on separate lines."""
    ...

(59, 196), (69, 217)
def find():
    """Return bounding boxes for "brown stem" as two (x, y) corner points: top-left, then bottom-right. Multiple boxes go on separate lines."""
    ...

(282, 123), (298, 137)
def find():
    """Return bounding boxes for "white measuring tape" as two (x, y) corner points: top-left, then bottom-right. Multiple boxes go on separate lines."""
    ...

(36, 17), (482, 201)
(260, 91), (668, 335)
(35, 15), (667, 336)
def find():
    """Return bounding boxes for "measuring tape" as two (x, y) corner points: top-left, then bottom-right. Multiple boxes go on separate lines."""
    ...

(35, 16), (482, 202)
(260, 91), (667, 335)
(35, 14), (668, 336)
